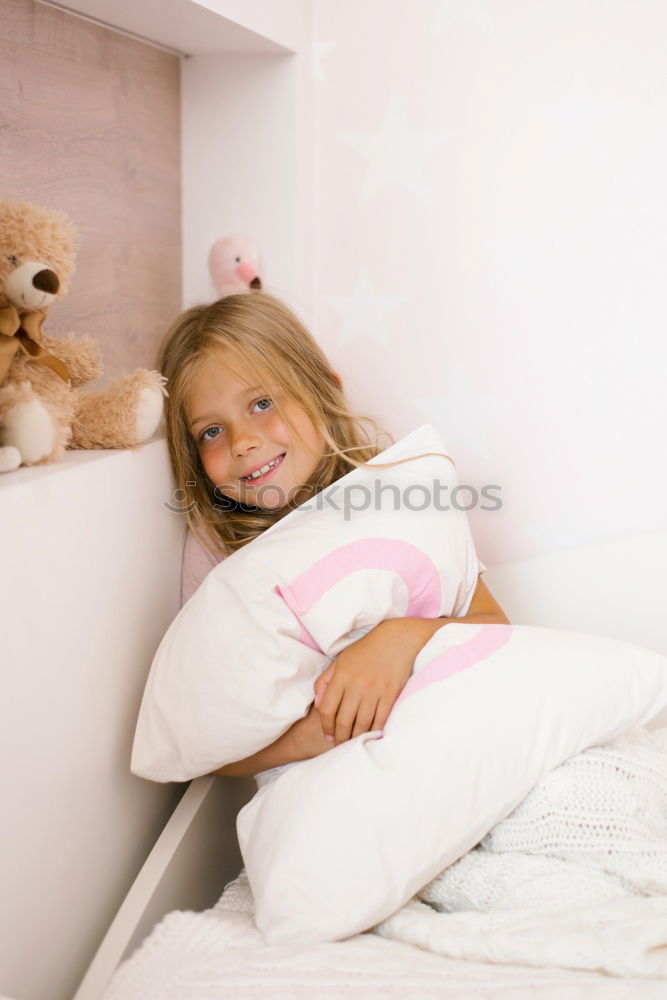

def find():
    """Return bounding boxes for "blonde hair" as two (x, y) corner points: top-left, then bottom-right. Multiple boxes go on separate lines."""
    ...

(157, 291), (452, 557)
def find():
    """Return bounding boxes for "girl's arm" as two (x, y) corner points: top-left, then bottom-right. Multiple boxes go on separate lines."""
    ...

(209, 720), (302, 777)
(209, 702), (332, 777)
(316, 575), (509, 746)
(212, 577), (509, 773)
(388, 574), (510, 650)
(209, 729), (297, 778)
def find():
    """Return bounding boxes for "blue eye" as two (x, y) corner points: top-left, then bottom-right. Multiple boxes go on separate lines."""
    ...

(198, 398), (272, 443)
(200, 425), (222, 442)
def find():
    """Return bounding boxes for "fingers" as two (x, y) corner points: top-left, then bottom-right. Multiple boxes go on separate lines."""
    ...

(314, 662), (335, 709)
(351, 697), (380, 739)
(370, 696), (394, 733)
(334, 690), (360, 746)
(318, 672), (400, 747)
(323, 691), (383, 745)
(320, 683), (366, 746)
(315, 662), (335, 688)
(314, 679), (329, 709)
(318, 679), (344, 743)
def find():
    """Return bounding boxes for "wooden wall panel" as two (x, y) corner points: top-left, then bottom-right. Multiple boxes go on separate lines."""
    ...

(0, 0), (181, 385)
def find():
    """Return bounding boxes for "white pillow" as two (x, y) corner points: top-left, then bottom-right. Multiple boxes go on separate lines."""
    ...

(131, 423), (483, 782)
(236, 621), (667, 945)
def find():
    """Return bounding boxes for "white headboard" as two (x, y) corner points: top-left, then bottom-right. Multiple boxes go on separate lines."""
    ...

(484, 529), (667, 662)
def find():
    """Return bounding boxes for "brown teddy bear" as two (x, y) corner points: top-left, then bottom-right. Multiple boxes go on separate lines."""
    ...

(0, 197), (168, 474)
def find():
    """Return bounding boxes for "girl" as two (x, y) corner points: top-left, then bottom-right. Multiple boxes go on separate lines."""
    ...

(157, 291), (509, 782)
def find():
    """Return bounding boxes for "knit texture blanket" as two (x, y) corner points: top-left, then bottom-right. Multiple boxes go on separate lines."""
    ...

(105, 728), (667, 997)
(373, 726), (667, 978)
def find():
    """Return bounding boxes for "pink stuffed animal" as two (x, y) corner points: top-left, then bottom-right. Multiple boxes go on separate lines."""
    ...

(208, 235), (262, 298)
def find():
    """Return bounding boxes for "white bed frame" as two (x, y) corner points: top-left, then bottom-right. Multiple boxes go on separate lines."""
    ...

(73, 773), (256, 1000)
(73, 527), (667, 999)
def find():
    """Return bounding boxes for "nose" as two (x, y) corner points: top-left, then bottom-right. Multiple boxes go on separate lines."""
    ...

(230, 422), (261, 459)
(33, 269), (59, 295)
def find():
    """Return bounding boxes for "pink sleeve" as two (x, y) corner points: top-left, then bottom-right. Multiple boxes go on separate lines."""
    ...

(180, 529), (226, 608)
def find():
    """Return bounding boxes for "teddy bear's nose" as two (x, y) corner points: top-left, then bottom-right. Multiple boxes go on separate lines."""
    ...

(33, 269), (59, 295)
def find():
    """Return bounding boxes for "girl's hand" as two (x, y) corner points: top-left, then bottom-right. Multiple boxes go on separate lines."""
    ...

(313, 619), (422, 747)
(290, 700), (337, 761)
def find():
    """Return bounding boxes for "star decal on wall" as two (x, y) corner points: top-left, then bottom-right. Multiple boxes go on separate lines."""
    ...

(338, 92), (445, 204)
(321, 269), (404, 349)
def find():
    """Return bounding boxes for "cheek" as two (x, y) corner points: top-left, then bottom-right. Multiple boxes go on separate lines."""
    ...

(199, 453), (213, 481)
(280, 408), (321, 453)
(199, 446), (225, 482)
(304, 425), (325, 462)
(267, 414), (292, 446)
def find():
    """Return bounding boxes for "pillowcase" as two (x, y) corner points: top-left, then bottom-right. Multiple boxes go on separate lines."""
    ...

(131, 422), (483, 782)
(236, 621), (667, 945)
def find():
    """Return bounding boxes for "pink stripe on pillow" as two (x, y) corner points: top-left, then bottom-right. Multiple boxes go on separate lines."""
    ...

(392, 624), (513, 712)
(275, 538), (442, 621)
(273, 585), (323, 652)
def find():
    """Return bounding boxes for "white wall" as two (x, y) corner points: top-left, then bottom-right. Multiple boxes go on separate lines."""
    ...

(309, 0), (667, 566)
(181, 41), (314, 321)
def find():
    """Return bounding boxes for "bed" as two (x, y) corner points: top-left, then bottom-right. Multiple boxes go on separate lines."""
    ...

(74, 528), (667, 999)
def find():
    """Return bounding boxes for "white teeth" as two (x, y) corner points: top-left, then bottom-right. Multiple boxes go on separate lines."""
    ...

(244, 455), (282, 480)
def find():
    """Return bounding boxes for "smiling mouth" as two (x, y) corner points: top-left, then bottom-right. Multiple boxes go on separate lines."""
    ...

(241, 453), (285, 485)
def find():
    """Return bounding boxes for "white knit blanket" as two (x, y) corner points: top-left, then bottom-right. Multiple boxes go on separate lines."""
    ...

(106, 727), (667, 998)
(373, 725), (667, 978)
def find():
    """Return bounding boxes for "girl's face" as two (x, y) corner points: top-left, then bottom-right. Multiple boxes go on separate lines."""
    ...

(186, 352), (325, 510)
